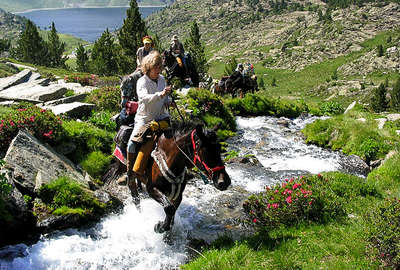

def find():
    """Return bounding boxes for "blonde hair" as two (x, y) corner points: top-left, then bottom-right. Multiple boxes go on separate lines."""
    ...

(141, 50), (162, 75)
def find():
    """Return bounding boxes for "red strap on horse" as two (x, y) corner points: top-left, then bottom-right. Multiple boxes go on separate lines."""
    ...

(191, 130), (225, 179)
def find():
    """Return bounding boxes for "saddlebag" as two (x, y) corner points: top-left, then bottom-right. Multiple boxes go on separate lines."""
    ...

(113, 125), (133, 149)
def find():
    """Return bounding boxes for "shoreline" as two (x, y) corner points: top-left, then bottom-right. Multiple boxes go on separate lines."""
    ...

(13, 5), (166, 14)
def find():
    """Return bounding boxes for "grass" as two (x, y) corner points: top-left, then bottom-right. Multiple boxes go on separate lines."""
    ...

(183, 156), (400, 269)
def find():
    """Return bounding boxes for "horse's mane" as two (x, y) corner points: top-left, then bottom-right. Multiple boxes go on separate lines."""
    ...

(169, 119), (203, 137)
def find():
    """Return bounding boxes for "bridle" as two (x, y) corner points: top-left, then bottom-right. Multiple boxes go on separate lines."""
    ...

(190, 130), (225, 180)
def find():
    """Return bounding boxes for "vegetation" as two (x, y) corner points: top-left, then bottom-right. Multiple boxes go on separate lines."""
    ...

(184, 21), (208, 74)
(38, 176), (107, 217)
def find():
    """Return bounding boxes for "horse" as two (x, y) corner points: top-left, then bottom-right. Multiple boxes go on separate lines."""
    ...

(161, 49), (199, 87)
(125, 122), (231, 233)
(225, 72), (258, 98)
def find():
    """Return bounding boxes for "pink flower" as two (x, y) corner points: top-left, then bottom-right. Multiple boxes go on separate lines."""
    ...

(17, 108), (27, 112)
(293, 183), (301, 189)
(40, 109), (46, 113)
(309, 201), (312, 206)
(43, 130), (53, 138)
(275, 189), (279, 193)
(253, 218), (257, 223)
(272, 203), (279, 209)
(318, 173), (322, 178)
(289, 178), (294, 183)
(30, 116), (35, 122)
(267, 204), (271, 209)
(286, 196), (292, 204)
(266, 186), (271, 190)
(9, 120), (15, 126)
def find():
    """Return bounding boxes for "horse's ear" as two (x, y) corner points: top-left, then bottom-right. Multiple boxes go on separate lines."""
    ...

(195, 124), (204, 138)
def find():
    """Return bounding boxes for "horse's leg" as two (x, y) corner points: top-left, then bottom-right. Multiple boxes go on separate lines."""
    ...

(147, 184), (176, 233)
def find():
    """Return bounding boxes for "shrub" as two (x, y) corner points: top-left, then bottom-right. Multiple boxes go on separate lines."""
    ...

(87, 111), (117, 132)
(64, 74), (99, 86)
(368, 199), (400, 269)
(61, 120), (114, 163)
(225, 94), (308, 118)
(370, 83), (387, 113)
(85, 86), (121, 113)
(0, 103), (64, 153)
(243, 172), (378, 231)
(80, 151), (112, 180)
(182, 89), (236, 132)
(38, 176), (106, 216)
(243, 174), (345, 231)
(319, 101), (344, 115)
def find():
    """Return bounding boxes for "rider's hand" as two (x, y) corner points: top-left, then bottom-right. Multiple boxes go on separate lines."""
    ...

(161, 86), (171, 97)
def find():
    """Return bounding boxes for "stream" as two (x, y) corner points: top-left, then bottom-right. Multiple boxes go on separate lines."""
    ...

(0, 115), (368, 270)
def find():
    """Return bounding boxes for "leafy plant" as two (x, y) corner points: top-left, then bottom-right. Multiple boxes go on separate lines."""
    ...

(85, 86), (121, 113)
(0, 103), (64, 153)
(38, 176), (106, 216)
(88, 111), (117, 132)
(319, 101), (344, 115)
(0, 160), (12, 197)
(80, 151), (112, 180)
(64, 74), (98, 86)
(368, 198), (400, 269)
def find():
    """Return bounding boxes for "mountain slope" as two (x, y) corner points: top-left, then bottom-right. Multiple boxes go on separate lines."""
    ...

(1, 0), (174, 12)
(147, 0), (400, 71)
(0, 8), (27, 40)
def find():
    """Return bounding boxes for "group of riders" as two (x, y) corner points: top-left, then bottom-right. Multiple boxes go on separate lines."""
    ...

(114, 34), (255, 194)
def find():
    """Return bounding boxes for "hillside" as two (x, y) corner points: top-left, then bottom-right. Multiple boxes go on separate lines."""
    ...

(1, 0), (174, 13)
(147, 0), (400, 103)
(0, 8), (27, 41)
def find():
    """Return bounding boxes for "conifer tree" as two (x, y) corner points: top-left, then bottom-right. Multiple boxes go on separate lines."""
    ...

(390, 77), (400, 111)
(76, 43), (89, 72)
(47, 22), (68, 67)
(184, 21), (208, 74)
(118, 0), (147, 70)
(224, 56), (238, 76)
(13, 20), (49, 66)
(90, 29), (118, 76)
(371, 83), (387, 112)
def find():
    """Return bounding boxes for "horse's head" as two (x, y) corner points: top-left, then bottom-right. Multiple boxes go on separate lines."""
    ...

(191, 124), (231, 191)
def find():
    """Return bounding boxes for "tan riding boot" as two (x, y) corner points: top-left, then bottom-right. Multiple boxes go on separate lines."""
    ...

(117, 152), (136, 185)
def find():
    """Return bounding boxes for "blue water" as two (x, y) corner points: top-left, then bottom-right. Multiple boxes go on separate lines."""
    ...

(16, 7), (163, 42)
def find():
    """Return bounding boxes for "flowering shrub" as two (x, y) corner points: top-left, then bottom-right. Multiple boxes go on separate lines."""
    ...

(64, 74), (99, 86)
(85, 86), (120, 113)
(243, 174), (347, 231)
(0, 103), (64, 153)
(368, 198), (400, 269)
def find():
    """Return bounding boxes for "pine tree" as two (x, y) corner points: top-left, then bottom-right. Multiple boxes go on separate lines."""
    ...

(47, 22), (68, 67)
(390, 77), (400, 111)
(371, 83), (387, 112)
(90, 29), (119, 76)
(118, 0), (147, 71)
(13, 20), (49, 66)
(223, 56), (238, 76)
(76, 43), (89, 72)
(184, 21), (208, 74)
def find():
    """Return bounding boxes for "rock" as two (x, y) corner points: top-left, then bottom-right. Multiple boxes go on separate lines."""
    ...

(5, 62), (37, 71)
(375, 118), (387, 129)
(42, 93), (88, 106)
(0, 84), (67, 102)
(3, 130), (89, 195)
(344, 101), (356, 114)
(386, 113), (400, 121)
(0, 168), (36, 247)
(42, 102), (95, 118)
(339, 154), (370, 177)
(0, 69), (32, 91)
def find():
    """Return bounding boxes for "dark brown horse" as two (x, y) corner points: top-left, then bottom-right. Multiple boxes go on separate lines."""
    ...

(161, 49), (199, 87)
(129, 122), (231, 233)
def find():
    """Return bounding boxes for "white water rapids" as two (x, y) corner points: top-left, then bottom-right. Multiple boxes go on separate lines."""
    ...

(0, 116), (358, 270)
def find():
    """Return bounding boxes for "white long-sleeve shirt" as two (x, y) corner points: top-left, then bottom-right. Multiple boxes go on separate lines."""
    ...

(132, 74), (171, 137)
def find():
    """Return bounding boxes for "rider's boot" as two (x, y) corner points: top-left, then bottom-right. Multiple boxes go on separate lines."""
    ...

(117, 152), (136, 186)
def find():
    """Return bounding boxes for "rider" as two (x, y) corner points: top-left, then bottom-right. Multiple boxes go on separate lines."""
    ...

(232, 63), (244, 85)
(170, 35), (189, 76)
(136, 35), (154, 69)
(117, 51), (173, 190)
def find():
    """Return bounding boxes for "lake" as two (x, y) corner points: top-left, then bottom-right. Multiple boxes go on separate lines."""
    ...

(16, 7), (164, 42)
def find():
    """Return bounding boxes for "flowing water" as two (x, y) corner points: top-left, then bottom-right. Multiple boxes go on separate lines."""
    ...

(0, 116), (365, 270)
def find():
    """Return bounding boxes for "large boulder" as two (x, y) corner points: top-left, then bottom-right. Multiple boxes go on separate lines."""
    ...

(0, 84), (67, 102)
(3, 130), (90, 194)
(42, 102), (95, 118)
(0, 69), (32, 91)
